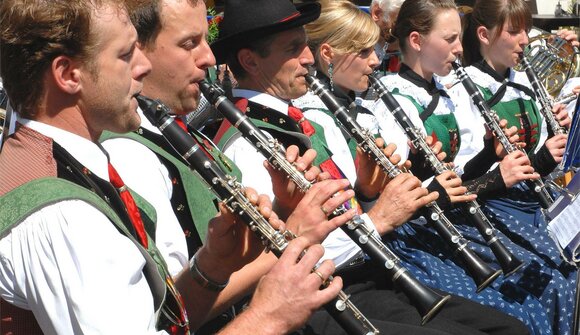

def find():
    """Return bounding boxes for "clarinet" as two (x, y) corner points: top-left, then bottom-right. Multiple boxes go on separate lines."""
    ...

(199, 80), (450, 325)
(367, 74), (524, 277)
(137, 95), (379, 335)
(519, 56), (568, 135)
(451, 60), (555, 209)
(312, 74), (503, 290)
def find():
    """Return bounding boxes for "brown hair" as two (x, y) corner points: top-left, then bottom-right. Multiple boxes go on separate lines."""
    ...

(393, 0), (457, 54)
(129, 0), (202, 50)
(462, 0), (532, 65)
(0, 0), (127, 118)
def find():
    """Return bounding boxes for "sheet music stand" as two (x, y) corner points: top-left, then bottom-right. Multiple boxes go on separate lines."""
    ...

(545, 94), (580, 334)
(573, 94), (580, 335)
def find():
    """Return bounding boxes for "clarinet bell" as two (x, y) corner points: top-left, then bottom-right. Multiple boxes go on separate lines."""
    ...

(491, 242), (525, 277)
(458, 248), (502, 292)
(395, 271), (451, 325)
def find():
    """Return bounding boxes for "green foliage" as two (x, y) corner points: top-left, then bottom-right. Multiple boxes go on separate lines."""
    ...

(207, 8), (222, 44)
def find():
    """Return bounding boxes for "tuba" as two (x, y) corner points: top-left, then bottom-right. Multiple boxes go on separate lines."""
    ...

(516, 28), (580, 96)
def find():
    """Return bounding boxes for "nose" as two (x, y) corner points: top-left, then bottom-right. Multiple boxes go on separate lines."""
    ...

(452, 39), (463, 58)
(300, 44), (315, 67)
(198, 39), (217, 70)
(133, 47), (152, 81)
(369, 50), (380, 69)
(520, 30), (529, 46)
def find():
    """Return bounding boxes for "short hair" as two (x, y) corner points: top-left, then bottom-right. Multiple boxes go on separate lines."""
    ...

(462, 0), (532, 65)
(225, 33), (278, 80)
(393, 0), (457, 54)
(305, 0), (380, 69)
(371, 0), (405, 26)
(0, 0), (129, 119)
(129, 0), (202, 50)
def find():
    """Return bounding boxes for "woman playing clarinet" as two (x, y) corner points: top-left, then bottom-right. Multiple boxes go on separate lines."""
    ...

(369, 0), (577, 333)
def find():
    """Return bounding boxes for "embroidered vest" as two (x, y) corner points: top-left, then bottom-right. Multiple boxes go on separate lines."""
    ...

(0, 126), (173, 334)
(478, 85), (542, 153)
(100, 127), (242, 257)
(391, 88), (461, 162)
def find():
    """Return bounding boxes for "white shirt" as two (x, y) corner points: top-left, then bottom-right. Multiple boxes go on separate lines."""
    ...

(0, 118), (166, 334)
(102, 108), (189, 276)
(368, 73), (425, 161)
(223, 89), (375, 268)
(450, 66), (549, 170)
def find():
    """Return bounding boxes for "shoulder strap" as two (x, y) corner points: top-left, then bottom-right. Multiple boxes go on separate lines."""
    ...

(101, 130), (219, 242)
(0, 177), (167, 312)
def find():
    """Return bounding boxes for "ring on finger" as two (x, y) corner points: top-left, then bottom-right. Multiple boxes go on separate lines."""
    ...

(320, 206), (329, 216)
(313, 270), (325, 282)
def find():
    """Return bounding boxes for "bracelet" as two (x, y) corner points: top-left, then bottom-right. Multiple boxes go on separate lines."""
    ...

(189, 254), (229, 292)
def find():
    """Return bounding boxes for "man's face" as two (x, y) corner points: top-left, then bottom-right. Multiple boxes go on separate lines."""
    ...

(141, 0), (216, 115)
(81, 4), (152, 138)
(249, 28), (314, 101)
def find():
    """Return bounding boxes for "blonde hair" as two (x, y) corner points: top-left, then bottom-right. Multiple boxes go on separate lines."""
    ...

(305, 0), (380, 67)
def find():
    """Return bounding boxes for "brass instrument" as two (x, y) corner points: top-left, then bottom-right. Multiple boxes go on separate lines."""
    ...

(516, 28), (580, 96)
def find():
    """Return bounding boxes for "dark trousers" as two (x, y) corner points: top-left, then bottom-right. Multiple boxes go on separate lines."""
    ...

(295, 265), (529, 335)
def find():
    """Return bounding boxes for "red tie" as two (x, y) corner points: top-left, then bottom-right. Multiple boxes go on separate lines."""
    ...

(174, 117), (188, 132)
(287, 106), (315, 136)
(108, 163), (149, 248)
(287, 106), (347, 180)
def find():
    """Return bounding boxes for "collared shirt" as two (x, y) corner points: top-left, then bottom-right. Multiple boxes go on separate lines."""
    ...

(223, 89), (375, 268)
(0, 118), (165, 334)
(102, 108), (189, 276)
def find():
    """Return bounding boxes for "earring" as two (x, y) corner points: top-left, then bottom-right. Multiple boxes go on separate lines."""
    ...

(328, 63), (334, 91)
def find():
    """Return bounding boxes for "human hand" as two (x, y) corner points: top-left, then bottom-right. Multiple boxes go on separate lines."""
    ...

(236, 238), (343, 334)
(408, 136), (446, 162)
(556, 28), (579, 47)
(552, 103), (571, 129)
(199, 188), (277, 282)
(368, 173), (439, 234)
(285, 179), (357, 245)
(355, 138), (401, 199)
(435, 170), (477, 203)
(486, 119), (520, 158)
(266, 145), (327, 220)
(544, 133), (568, 163)
(499, 150), (539, 188)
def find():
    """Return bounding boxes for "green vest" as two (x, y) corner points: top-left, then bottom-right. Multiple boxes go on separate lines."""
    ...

(392, 89), (461, 162)
(215, 117), (336, 167)
(101, 130), (242, 242)
(0, 178), (168, 322)
(478, 85), (542, 153)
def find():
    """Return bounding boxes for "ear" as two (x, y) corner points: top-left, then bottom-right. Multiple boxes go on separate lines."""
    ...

(51, 55), (82, 94)
(319, 43), (334, 65)
(408, 31), (422, 52)
(370, 3), (383, 23)
(237, 48), (260, 76)
(477, 26), (491, 46)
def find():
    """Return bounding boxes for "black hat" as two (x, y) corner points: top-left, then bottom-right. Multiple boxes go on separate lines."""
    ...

(211, 0), (321, 64)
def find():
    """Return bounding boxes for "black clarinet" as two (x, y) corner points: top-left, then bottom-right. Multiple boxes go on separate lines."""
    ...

(199, 80), (450, 324)
(312, 75), (502, 290)
(367, 74), (524, 277)
(451, 60), (555, 209)
(137, 95), (379, 335)
(519, 55), (568, 136)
